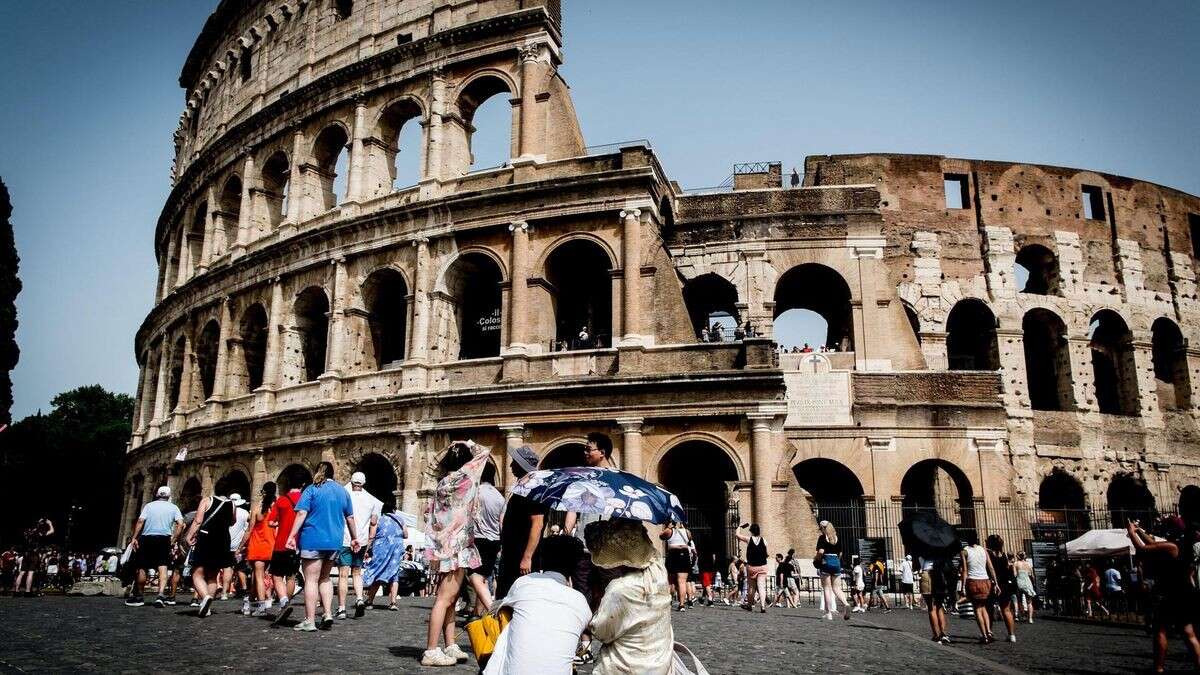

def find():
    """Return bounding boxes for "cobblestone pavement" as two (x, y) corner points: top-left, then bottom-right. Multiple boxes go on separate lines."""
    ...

(0, 596), (1195, 673)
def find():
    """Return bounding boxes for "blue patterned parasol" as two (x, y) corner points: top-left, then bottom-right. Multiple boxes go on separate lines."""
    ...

(511, 466), (687, 525)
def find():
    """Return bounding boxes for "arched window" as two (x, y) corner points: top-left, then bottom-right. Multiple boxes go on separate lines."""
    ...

(1038, 469), (1090, 534)
(1015, 244), (1061, 295)
(658, 441), (739, 564)
(195, 320), (221, 399)
(355, 453), (397, 512)
(1152, 317), (1190, 410)
(946, 299), (999, 370)
(187, 203), (206, 277)
(683, 273), (739, 341)
(900, 459), (976, 535)
(773, 264), (853, 352)
(312, 125), (350, 211)
(1107, 473), (1157, 526)
(215, 175), (242, 257)
(793, 458), (865, 558)
(1089, 310), (1139, 416)
(362, 268), (408, 369)
(167, 335), (187, 411)
(260, 151), (289, 234)
(294, 287), (330, 382)
(239, 304), (269, 392)
(444, 253), (503, 359)
(375, 99), (423, 193)
(457, 75), (512, 173)
(1022, 308), (1074, 411)
(545, 240), (613, 349)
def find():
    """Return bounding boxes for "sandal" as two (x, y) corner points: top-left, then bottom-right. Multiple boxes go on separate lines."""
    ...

(388, 603), (398, 611)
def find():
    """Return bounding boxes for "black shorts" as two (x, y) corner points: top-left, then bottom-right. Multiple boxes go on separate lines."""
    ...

(666, 548), (691, 575)
(470, 539), (500, 579)
(137, 536), (173, 569)
(268, 550), (299, 577)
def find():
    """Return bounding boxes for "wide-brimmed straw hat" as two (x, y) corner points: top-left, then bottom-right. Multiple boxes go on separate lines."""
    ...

(586, 519), (659, 570)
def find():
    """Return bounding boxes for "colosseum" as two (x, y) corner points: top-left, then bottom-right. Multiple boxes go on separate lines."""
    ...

(122, 0), (1200, 570)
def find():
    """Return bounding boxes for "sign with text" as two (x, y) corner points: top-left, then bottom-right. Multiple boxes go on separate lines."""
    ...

(784, 370), (852, 427)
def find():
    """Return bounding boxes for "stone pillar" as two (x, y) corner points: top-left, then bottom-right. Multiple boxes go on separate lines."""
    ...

(499, 423), (525, 490)
(135, 361), (156, 438)
(748, 413), (777, 526)
(250, 453), (267, 503)
(401, 430), (424, 516)
(282, 128), (306, 234)
(620, 208), (644, 344)
(117, 482), (135, 544)
(259, 278), (285, 409)
(346, 97), (367, 205)
(422, 71), (446, 188)
(982, 226), (1017, 300)
(617, 417), (644, 476)
(207, 298), (232, 421)
(200, 463), (214, 497)
(507, 221), (530, 352)
(742, 248), (769, 337)
(175, 230), (191, 287)
(517, 44), (542, 160)
(171, 338), (194, 433)
(198, 185), (216, 273)
(150, 342), (171, 431)
(233, 153), (255, 257)
(1132, 340), (1164, 426)
(319, 259), (348, 400)
(408, 239), (431, 362)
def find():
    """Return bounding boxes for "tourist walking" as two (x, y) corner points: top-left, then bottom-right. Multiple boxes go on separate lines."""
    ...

(421, 441), (490, 667)
(698, 552), (717, 607)
(496, 444), (547, 600)
(267, 485), (303, 624)
(960, 534), (1000, 643)
(363, 505), (407, 610)
(899, 555), (916, 609)
(772, 552), (798, 608)
(15, 517), (53, 597)
(184, 490), (235, 618)
(724, 558), (743, 605)
(986, 535), (1018, 642)
(851, 557), (866, 612)
(815, 520), (851, 620)
(662, 520), (693, 611)
(1084, 562), (1110, 618)
(337, 472), (381, 620)
(1126, 517), (1200, 672)
(284, 461), (359, 633)
(735, 523), (769, 613)
(920, 553), (955, 644)
(125, 485), (184, 607)
(239, 481), (278, 616)
(1013, 551), (1037, 622)
(223, 493), (250, 600)
(869, 558), (892, 611)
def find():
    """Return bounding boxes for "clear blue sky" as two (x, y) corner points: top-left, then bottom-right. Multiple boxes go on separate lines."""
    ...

(1, 1), (1198, 419)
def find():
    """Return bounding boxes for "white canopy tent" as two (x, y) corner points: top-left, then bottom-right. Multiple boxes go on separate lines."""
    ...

(395, 511), (429, 549)
(1063, 529), (1134, 558)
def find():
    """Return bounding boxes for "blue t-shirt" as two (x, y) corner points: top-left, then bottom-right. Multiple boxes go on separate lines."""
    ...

(296, 481), (353, 551)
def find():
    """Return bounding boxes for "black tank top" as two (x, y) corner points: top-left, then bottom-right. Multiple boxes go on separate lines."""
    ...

(747, 536), (767, 565)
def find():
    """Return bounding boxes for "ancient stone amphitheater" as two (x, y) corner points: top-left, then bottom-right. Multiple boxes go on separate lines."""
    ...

(122, 0), (1200, 565)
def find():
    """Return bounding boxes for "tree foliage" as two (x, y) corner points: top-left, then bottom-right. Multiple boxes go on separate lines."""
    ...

(0, 385), (133, 549)
(0, 177), (19, 426)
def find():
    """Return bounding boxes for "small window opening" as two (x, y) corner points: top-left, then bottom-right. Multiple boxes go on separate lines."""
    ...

(1081, 185), (1105, 221)
(239, 47), (252, 83)
(943, 174), (969, 210)
(1189, 214), (1200, 259)
(335, 0), (353, 19)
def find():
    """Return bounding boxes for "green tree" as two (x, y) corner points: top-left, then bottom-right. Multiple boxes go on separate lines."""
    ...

(1, 385), (133, 549)
(0, 177), (19, 426)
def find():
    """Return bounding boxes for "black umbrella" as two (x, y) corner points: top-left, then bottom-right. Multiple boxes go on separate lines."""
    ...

(898, 510), (959, 557)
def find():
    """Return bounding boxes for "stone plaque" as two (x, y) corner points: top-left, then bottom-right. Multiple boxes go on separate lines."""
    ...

(784, 370), (852, 427)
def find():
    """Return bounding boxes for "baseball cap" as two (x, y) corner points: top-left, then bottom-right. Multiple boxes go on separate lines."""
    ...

(229, 493), (247, 506)
(351, 471), (366, 485)
(156, 486), (171, 498)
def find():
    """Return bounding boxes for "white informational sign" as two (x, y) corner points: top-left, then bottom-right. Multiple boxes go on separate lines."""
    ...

(783, 355), (852, 427)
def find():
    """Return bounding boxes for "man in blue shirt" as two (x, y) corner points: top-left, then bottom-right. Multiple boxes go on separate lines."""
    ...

(285, 462), (359, 631)
(126, 486), (184, 608)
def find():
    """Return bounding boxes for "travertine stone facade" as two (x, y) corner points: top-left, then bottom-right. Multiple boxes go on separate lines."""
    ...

(123, 1), (1200, 563)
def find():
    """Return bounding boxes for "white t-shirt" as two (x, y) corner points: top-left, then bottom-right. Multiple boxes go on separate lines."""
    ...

(343, 487), (383, 546)
(483, 572), (591, 675)
(474, 483), (504, 542)
(853, 564), (865, 589)
(228, 507), (250, 552)
(666, 526), (690, 548)
(900, 559), (914, 584)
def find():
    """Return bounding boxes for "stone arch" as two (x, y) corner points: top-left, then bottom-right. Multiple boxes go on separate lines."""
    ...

(276, 463), (314, 493)
(1015, 244), (1061, 295)
(773, 263), (853, 351)
(185, 202), (206, 277)
(166, 335), (188, 412)
(534, 232), (619, 274)
(311, 123), (351, 211)
(293, 286), (330, 382)
(355, 452), (399, 512)
(683, 273), (740, 340)
(215, 174), (242, 256)
(1107, 473), (1157, 526)
(372, 95), (426, 194)
(195, 319), (221, 399)
(1038, 468), (1091, 533)
(540, 441), (587, 469)
(900, 299), (921, 344)
(792, 458), (866, 558)
(438, 250), (504, 360)
(654, 432), (747, 484)
(1179, 485), (1200, 525)
(435, 246), (510, 291)
(544, 237), (614, 349)
(259, 150), (290, 234)
(179, 476), (203, 513)
(900, 459), (976, 532)
(1089, 309), (1139, 416)
(946, 298), (999, 370)
(657, 439), (741, 564)
(454, 71), (517, 172)
(215, 468), (251, 498)
(1151, 316), (1191, 410)
(238, 303), (269, 393)
(361, 267), (409, 369)
(1022, 308), (1074, 411)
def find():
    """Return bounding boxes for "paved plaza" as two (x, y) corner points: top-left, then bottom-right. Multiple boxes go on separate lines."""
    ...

(0, 595), (1193, 673)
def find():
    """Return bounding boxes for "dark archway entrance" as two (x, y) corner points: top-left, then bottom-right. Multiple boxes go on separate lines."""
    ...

(546, 240), (613, 349)
(446, 252), (503, 359)
(294, 288), (330, 382)
(540, 443), (587, 470)
(215, 470), (251, 499)
(658, 441), (739, 566)
(1089, 310), (1139, 416)
(356, 453), (398, 512)
(239, 304), (268, 392)
(1107, 474), (1157, 527)
(683, 273), (740, 341)
(1038, 469), (1091, 535)
(1023, 308), (1074, 411)
(1180, 485), (1200, 526)
(901, 459), (976, 536)
(1152, 318), (1191, 411)
(362, 269), (408, 369)
(276, 464), (313, 493)
(793, 458), (865, 559)
(774, 264), (853, 352)
(180, 477), (202, 514)
(1015, 244), (1061, 295)
(946, 299), (999, 370)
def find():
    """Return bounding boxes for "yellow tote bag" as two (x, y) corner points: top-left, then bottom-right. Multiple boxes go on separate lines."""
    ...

(465, 607), (511, 665)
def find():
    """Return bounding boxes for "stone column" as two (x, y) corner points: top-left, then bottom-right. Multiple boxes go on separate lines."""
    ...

(171, 338), (194, 433)
(748, 413), (777, 526)
(499, 423), (525, 490)
(135, 361), (155, 439)
(401, 430), (423, 515)
(517, 44), (542, 160)
(259, 278), (285, 408)
(617, 417), (644, 476)
(346, 96), (367, 204)
(507, 221), (530, 352)
(233, 153), (255, 257)
(318, 259), (347, 401)
(150, 342), (171, 432)
(175, 230), (191, 287)
(408, 239), (431, 362)
(282, 127), (305, 235)
(620, 208), (643, 344)
(207, 298), (232, 421)
(200, 463), (214, 497)
(198, 185), (216, 273)
(422, 71), (446, 188)
(250, 453), (267, 504)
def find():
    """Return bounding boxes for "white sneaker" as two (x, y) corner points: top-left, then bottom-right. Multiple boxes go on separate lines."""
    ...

(443, 643), (468, 661)
(1008, 635), (1016, 643)
(420, 649), (456, 667)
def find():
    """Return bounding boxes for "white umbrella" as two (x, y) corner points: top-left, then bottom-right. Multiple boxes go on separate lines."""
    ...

(1063, 529), (1134, 558)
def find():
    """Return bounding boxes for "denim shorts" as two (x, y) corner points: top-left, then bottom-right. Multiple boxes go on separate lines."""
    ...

(298, 549), (338, 561)
(819, 554), (842, 576)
